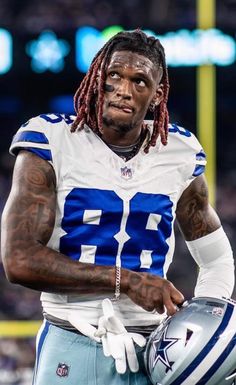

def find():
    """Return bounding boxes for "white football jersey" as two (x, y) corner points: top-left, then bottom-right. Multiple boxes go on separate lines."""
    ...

(10, 113), (206, 326)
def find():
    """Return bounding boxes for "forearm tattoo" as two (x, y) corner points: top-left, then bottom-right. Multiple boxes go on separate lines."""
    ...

(2, 152), (114, 294)
(128, 272), (159, 301)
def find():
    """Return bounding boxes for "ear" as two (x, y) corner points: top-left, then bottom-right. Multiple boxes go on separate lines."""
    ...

(152, 84), (164, 107)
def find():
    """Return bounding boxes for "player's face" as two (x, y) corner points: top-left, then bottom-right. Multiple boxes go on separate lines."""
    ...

(101, 50), (163, 137)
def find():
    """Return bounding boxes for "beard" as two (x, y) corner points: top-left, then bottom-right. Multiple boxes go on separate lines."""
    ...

(102, 115), (134, 134)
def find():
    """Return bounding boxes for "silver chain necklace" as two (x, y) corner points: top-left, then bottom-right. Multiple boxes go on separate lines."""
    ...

(107, 132), (146, 161)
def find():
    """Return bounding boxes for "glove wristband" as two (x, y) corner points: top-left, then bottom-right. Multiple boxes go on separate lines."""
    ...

(112, 265), (121, 301)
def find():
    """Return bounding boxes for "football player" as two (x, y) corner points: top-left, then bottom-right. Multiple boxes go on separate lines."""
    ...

(1, 30), (234, 385)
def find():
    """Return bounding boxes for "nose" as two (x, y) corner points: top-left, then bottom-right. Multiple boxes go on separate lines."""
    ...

(116, 79), (132, 99)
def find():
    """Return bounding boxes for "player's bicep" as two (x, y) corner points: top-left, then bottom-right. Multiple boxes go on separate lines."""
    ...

(176, 174), (220, 241)
(1, 150), (56, 249)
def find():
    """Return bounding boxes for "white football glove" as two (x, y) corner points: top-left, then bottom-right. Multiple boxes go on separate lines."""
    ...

(68, 298), (146, 374)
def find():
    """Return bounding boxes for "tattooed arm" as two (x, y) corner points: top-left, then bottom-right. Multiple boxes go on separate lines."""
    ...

(176, 174), (221, 240)
(1, 151), (183, 315)
(176, 175), (234, 299)
(1, 151), (116, 295)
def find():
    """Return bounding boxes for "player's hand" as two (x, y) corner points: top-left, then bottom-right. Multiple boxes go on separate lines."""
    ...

(124, 271), (184, 316)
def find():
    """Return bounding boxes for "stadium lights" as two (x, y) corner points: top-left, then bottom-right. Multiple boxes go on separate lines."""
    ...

(0, 29), (12, 74)
(76, 26), (236, 72)
(26, 30), (70, 73)
(0, 26), (235, 75)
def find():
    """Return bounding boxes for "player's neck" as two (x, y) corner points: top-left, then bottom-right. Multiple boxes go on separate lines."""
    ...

(107, 137), (142, 161)
(103, 127), (147, 161)
(100, 122), (144, 147)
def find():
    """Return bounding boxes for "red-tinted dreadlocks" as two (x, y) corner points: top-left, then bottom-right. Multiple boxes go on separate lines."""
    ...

(71, 30), (170, 151)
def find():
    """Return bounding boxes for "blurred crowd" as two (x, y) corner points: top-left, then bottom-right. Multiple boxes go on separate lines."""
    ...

(0, 0), (196, 32)
(0, 0), (236, 33)
(0, 338), (34, 385)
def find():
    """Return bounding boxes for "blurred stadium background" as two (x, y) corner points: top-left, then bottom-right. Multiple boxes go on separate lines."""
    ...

(0, 0), (236, 383)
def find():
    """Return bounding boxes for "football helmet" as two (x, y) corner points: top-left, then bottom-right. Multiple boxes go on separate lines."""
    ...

(144, 297), (236, 385)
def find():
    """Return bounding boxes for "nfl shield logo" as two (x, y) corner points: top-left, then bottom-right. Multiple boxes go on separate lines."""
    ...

(121, 166), (133, 180)
(212, 307), (224, 317)
(56, 363), (70, 377)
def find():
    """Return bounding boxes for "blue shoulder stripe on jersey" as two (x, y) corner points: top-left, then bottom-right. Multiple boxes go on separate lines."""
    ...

(192, 164), (205, 177)
(169, 303), (234, 385)
(196, 331), (236, 384)
(196, 150), (206, 161)
(12, 130), (49, 145)
(168, 123), (191, 137)
(25, 147), (52, 161)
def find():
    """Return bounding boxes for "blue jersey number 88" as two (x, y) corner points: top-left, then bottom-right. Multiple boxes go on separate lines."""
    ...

(60, 188), (174, 276)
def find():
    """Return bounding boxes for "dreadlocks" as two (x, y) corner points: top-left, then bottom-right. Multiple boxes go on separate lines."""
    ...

(71, 29), (170, 151)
